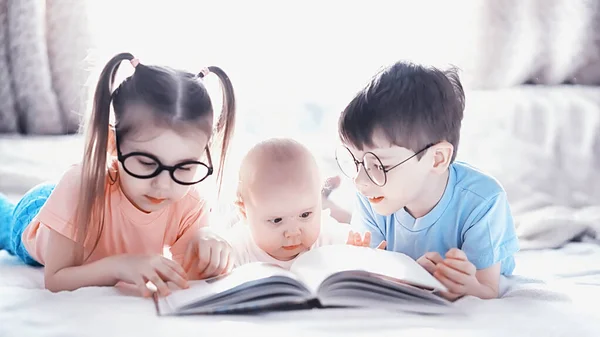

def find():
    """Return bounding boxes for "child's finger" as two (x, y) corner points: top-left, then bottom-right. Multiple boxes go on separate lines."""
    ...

(135, 278), (152, 298)
(436, 263), (468, 285)
(442, 258), (476, 276)
(223, 255), (235, 274)
(434, 270), (465, 295)
(362, 232), (372, 247)
(161, 257), (189, 281)
(445, 248), (467, 261)
(354, 232), (362, 245)
(215, 247), (230, 275)
(376, 240), (387, 250)
(418, 258), (436, 274)
(146, 272), (171, 297)
(196, 244), (212, 275)
(200, 247), (221, 278)
(424, 252), (444, 265)
(346, 231), (355, 245)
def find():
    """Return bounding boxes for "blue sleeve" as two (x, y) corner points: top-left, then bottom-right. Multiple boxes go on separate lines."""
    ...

(349, 191), (386, 249)
(461, 192), (520, 270)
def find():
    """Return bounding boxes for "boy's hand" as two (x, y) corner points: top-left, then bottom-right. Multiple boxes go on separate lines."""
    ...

(416, 252), (444, 274)
(346, 231), (386, 249)
(183, 228), (235, 280)
(433, 248), (479, 300)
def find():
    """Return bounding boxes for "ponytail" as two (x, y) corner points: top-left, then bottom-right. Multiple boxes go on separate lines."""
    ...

(74, 52), (134, 263)
(201, 66), (236, 197)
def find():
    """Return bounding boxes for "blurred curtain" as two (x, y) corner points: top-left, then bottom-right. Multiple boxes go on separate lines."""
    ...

(0, 0), (92, 134)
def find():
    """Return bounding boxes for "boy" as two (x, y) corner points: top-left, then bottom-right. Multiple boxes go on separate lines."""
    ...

(225, 138), (378, 269)
(335, 62), (519, 299)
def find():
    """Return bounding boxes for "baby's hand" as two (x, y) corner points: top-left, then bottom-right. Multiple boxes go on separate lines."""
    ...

(346, 231), (386, 249)
(433, 248), (479, 300)
(183, 228), (234, 280)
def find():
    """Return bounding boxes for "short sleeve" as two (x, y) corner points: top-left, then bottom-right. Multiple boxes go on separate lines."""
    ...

(35, 165), (84, 241)
(349, 191), (386, 249)
(461, 192), (520, 270)
(169, 193), (210, 266)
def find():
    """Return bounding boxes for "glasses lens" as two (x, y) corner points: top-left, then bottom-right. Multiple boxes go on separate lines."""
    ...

(122, 154), (160, 178)
(173, 163), (210, 184)
(335, 146), (358, 179)
(363, 152), (386, 186)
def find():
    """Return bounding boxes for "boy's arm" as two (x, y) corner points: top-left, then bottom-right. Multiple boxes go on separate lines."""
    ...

(434, 192), (519, 299)
(349, 191), (386, 249)
(434, 249), (500, 300)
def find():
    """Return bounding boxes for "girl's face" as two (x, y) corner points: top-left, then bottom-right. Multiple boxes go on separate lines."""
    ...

(116, 125), (209, 213)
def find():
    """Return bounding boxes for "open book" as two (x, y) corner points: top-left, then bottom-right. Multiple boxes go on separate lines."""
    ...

(155, 245), (455, 316)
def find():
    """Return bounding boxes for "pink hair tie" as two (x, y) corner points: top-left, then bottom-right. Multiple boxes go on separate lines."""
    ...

(130, 58), (140, 68)
(198, 67), (210, 78)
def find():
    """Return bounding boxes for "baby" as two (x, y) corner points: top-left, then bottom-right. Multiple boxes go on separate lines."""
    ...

(224, 138), (381, 269)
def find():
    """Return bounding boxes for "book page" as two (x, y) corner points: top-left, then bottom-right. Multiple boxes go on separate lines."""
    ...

(157, 262), (306, 315)
(290, 245), (447, 293)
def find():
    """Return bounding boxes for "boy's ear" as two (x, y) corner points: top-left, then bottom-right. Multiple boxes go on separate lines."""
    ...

(235, 195), (247, 220)
(431, 141), (453, 174)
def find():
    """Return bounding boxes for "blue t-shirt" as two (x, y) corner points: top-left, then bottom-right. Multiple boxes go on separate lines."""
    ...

(350, 161), (519, 275)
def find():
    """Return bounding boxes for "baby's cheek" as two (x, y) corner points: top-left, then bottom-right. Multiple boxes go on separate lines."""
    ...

(303, 220), (321, 246)
(252, 226), (281, 252)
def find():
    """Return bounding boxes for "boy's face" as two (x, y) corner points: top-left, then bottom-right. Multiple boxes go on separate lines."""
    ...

(241, 160), (322, 261)
(344, 131), (432, 216)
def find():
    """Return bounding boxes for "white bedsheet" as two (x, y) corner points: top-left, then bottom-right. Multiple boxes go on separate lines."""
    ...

(2, 85), (600, 336)
(1, 242), (600, 337)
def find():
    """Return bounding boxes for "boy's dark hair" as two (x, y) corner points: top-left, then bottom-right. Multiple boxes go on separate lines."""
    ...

(338, 61), (465, 162)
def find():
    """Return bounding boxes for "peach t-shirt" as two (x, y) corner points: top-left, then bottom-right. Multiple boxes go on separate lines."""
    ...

(21, 165), (209, 268)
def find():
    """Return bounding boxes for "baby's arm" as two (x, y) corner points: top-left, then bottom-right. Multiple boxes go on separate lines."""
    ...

(44, 229), (188, 297)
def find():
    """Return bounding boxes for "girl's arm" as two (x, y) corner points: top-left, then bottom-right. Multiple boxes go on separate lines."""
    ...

(43, 229), (117, 292)
(43, 229), (189, 296)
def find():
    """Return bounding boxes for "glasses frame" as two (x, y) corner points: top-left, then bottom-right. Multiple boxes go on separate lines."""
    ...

(335, 143), (434, 187)
(116, 137), (213, 186)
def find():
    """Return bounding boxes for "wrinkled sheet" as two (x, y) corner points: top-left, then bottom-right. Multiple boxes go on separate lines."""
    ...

(1, 242), (600, 337)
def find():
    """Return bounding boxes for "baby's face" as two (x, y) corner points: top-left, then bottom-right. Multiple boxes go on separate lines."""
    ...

(243, 167), (322, 261)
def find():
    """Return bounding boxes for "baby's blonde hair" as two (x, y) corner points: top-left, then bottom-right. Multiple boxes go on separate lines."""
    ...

(237, 138), (321, 200)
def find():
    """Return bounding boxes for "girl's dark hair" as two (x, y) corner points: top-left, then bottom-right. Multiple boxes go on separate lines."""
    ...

(74, 52), (235, 262)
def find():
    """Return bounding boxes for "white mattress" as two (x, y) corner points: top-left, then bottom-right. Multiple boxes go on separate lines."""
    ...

(1, 85), (600, 336)
(1, 243), (600, 337)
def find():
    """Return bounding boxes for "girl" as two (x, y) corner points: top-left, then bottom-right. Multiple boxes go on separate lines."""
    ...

(0, 52), (235, 297)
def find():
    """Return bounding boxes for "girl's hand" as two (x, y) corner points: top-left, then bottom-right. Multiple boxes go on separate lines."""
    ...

(346, 230), (386, 249)
(183, 228), (235, 280)
(111, 254), (189, 298)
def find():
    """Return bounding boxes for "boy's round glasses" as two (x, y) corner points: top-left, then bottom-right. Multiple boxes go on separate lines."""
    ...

(335, 144), (433, 187)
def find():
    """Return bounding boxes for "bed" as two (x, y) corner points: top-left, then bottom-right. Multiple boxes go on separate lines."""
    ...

(2, 85), (600, 336)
